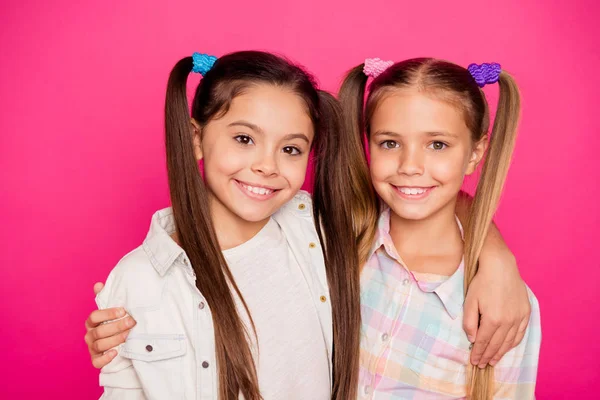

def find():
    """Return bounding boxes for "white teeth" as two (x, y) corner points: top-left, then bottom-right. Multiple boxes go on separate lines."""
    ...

(400, 187), (426, 195)
(241, 183), (273, 196)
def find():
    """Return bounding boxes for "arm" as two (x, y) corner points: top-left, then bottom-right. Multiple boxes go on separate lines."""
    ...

(456, 192), (531, 368)
(94, 277), (145, 399)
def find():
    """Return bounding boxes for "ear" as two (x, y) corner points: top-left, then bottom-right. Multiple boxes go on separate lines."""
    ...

(465, 134), (488, 175)
(191, 119), (203, 161)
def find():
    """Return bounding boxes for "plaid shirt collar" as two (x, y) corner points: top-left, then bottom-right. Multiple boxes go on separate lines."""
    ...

(368, 208), (465, 319)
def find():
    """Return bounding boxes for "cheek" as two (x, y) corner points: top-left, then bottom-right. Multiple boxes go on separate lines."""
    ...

(281, 157), (309, 189)
(203, 143), (247, 179)
(428, 152), (469, 184)
(369, 151), (396, 182)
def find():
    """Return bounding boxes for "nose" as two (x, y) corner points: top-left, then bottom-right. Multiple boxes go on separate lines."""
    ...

(251, 150), (279, 177)
(397, 145), (424, 176)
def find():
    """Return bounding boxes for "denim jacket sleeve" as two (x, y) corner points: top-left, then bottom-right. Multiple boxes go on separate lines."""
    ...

(95, 250), (146, 399)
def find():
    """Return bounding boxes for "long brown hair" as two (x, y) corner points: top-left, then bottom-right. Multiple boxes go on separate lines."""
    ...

(339, 58), (521, 399)
(165, 51), (364, 399)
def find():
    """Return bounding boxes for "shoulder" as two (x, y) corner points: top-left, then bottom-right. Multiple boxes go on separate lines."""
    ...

(102, 207), (181, 287)
(526, 286), (541, 338)
(110, 246), (157, 283)
(96, 246), (162, 309)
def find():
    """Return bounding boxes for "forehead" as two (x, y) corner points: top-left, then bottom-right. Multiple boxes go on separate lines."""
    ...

(371, 89), (469, 136)
(217, 84), (314, 138)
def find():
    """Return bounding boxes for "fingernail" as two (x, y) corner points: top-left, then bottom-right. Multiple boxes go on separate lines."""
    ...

(478, 363), (487, 369)
(467, 335), (475, 343)
(489, 360), (497, 366)
(472, 358), (480, 365)
(125, 317), (134, 327)
(108, 349), (117, 358)
(123, 330), (130, 339)
(116, 308), (125, 318)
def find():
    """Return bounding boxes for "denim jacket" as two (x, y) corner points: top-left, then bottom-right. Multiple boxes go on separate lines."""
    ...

(97, 191), (333, 399)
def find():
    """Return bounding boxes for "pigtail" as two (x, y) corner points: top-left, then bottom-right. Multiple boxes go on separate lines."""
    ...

(464, 72), (521, 400)
(338, 65), (379, 266)
(311, 90), (367, 400)
(165, 57), (261, 400)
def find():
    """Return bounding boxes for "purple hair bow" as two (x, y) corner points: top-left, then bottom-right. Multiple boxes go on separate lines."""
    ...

(467, 62), (501, 88)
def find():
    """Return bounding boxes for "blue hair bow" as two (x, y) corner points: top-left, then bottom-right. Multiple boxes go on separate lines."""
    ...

(192, 52), (217, 75)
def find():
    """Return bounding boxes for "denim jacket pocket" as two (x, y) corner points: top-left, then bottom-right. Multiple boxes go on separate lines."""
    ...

(121, 334), (187, 398)
(122, 334), (186, 361)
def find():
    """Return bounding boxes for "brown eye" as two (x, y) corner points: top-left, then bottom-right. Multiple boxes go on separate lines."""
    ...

(234, 135), (254, 145)
(282, 146), (301, 155)
(382, 140), (399, 149)
(430, 141), (447, 151)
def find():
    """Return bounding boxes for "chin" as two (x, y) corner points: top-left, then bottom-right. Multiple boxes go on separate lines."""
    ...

(232, 206), (276, 223)
(390, 206), (434, 221)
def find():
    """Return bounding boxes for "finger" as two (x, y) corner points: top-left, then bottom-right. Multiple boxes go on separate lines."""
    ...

(93, 282), (105, 296)
(469, 317), (500, 366)
(489, 326), (518, 366)
(475, 325), (509, 368)
(85, 316), (135, 355)
(91, 349), (118, 369)
(85, 308), (126, 330)
(90, 316), (136, 342)
(512, 317), (529, 348)
(90, 329), (131, 355)
(462, 294), (479, 343)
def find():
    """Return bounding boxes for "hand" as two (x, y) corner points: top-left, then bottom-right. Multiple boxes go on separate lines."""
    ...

(84, 282), (136, 369)
(463, 253), (531, 369)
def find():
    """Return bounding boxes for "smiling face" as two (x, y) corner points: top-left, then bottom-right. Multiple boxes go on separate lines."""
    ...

(368, 88), (487, 222)
(194, 83), (315, 230)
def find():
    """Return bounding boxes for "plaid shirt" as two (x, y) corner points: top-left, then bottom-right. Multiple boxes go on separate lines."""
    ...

(359, 208), (541, 399)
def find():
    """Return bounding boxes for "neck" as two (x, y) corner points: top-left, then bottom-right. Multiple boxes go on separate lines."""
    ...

(209, 194), (270, 251)
(389, 197), (463, 274)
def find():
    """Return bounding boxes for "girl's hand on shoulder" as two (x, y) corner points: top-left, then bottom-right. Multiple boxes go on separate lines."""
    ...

(84, 282), (136, 369)
(463, 251), (531, 369)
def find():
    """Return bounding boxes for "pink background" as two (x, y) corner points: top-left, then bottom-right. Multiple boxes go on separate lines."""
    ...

(1, 0), (598, 398)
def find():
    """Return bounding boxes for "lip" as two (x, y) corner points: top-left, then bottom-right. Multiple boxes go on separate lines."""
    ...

(234, 179), (280, 201)
(392, 185), (435, 201)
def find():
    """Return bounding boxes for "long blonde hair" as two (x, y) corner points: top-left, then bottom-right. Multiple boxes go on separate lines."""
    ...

(339, 58), (521, 399)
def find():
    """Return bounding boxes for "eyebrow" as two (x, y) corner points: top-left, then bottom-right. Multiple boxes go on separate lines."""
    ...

(228, 121), (309, 143)
(372, 130), (401, 138)
(282, 133), (310, 144)
(372, 130), (459, 139)
(426, 131), (459, 139)
(228, 121), (264, 134)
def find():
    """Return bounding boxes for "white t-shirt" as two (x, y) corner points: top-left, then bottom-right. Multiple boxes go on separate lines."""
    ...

(223, 218), (330, 400)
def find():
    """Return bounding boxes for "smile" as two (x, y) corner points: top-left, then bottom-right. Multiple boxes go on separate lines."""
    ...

(393, 185), (435, 200)
(235, 180), (279, 200)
